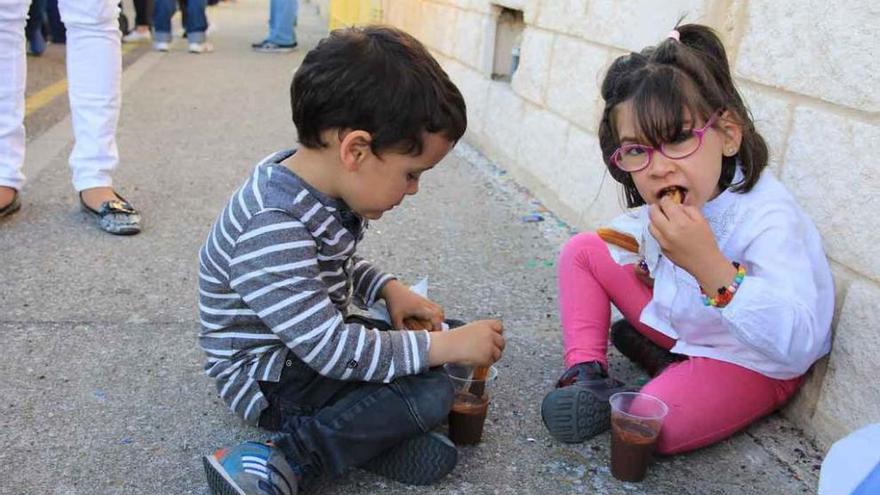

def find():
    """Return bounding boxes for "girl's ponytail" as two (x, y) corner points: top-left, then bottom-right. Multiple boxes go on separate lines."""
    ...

(674, 24), (769, 193)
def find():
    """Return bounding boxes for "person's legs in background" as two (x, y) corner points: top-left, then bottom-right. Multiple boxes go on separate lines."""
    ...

(122, 0), (152, 42)
(0, 0), (28, 217)
(182, 0), (210, 52)
(45, 0), (65, 44)
(151, 0), (174, 50)
(252, 0), (297, 52)
(59, 0), (141, 234)
(267, 0), (296, 45)
(25, 0), (47, 56)
(58, 0), (120, 196)
(177, 0), (187, 33)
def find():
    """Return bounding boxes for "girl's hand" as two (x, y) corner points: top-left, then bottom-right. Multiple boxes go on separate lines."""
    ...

(648, 196), (736, 291)
(648, 196), (722, 276)
(381, 280), (445, 331)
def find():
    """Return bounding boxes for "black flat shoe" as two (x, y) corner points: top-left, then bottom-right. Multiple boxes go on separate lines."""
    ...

(79, 191), (142, 235)
(0, 190), (21, 220)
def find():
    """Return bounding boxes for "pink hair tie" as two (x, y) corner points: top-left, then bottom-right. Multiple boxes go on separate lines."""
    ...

(667, 30), (680, 41)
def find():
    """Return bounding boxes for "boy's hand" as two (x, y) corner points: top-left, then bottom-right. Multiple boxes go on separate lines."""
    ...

(381, 280), (445, 332)
(428, 319), (505, 367)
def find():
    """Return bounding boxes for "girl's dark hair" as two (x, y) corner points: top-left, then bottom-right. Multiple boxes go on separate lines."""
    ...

(291, 25), (466, 156)
(598, 24), (768, 208)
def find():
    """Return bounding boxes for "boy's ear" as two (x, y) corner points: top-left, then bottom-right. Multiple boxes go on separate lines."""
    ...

(719, 110), (743, 157)
(338, 130), (373, 171)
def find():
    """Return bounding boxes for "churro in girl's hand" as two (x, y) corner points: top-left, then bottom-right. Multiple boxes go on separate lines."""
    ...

(597, 228), (640, 254)
(663, 186), (685, 204)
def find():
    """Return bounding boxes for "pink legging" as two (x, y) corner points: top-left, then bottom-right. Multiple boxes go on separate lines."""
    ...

(558, 232), (804, 455)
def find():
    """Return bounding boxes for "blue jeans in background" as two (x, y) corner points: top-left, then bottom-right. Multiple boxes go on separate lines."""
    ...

(45, 0), (65, 42)
(153, 0), (206, 43)
(25, 0), (47, 54)
(266, 0), (297, 46)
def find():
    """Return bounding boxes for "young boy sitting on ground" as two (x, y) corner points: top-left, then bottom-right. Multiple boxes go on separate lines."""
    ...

(198, 25), (505, 495)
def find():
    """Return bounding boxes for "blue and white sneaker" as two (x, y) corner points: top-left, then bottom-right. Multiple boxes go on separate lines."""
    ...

(203, 441), (299, 495)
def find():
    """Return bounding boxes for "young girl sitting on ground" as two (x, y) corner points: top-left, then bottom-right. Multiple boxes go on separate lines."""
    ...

(541, 24), (834, 455)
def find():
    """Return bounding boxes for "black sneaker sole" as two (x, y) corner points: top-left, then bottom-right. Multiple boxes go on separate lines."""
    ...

(361, 432), (458, 485)
(203, 455), (246, 495)
(541, 386), (610, 443)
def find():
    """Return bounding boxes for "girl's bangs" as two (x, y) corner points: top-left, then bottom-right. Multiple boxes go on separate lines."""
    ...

(628, 69), (713, 147)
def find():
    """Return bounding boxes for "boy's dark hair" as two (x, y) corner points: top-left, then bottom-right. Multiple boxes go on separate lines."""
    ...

(291, 25), (467, 156)
(598, 24), (768, 208)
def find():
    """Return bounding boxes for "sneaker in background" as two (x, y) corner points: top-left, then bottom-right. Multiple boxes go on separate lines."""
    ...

(153, 41), (170, 52)
(122, 29), (151, 43)
(188, 41), (214, 54)
(251, 40), (297, 53)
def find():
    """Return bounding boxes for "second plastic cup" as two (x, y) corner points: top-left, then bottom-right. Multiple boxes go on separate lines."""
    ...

(609, 392), (668, 482)
(445, 364), (498, 445)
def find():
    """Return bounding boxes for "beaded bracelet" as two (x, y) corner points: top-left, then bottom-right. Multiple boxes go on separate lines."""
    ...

(701, 262), (746, 308)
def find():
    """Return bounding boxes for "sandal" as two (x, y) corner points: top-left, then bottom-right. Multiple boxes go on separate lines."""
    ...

(79, 191), (142, 235)
(0, 189), (21, 220)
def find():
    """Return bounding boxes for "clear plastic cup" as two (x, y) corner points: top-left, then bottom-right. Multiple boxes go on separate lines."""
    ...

(444, 364), (498, 445)
(609, 392), (669, 482)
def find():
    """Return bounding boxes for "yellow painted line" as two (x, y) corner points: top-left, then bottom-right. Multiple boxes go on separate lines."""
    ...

(24, 79), (67, 116)
(24, 42), (140, 117)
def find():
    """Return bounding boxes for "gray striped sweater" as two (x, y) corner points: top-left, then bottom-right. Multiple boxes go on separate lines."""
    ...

(198, 149), (432, 425)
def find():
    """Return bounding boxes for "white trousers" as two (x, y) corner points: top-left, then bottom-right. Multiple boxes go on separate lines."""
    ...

(0, 0), (121, 192)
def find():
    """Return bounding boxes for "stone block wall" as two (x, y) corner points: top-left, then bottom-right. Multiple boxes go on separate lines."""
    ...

(374, 0), (879, 449)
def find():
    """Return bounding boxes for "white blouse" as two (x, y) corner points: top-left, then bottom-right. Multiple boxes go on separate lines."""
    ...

(635, 168), (834, 379)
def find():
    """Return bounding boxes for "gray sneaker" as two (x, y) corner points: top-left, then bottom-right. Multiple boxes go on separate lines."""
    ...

(203, 441), (299, 495)
(361, 432), (458, 485)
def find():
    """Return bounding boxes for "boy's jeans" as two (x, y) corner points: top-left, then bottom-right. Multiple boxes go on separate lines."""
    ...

(266, 0), (297, 46)
(153, 0), (207, 43)
(258, 316), (454, 486)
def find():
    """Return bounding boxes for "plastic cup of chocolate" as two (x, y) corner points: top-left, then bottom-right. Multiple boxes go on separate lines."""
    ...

(608, 392), (669, 482)
(444, 364), (498, 445)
